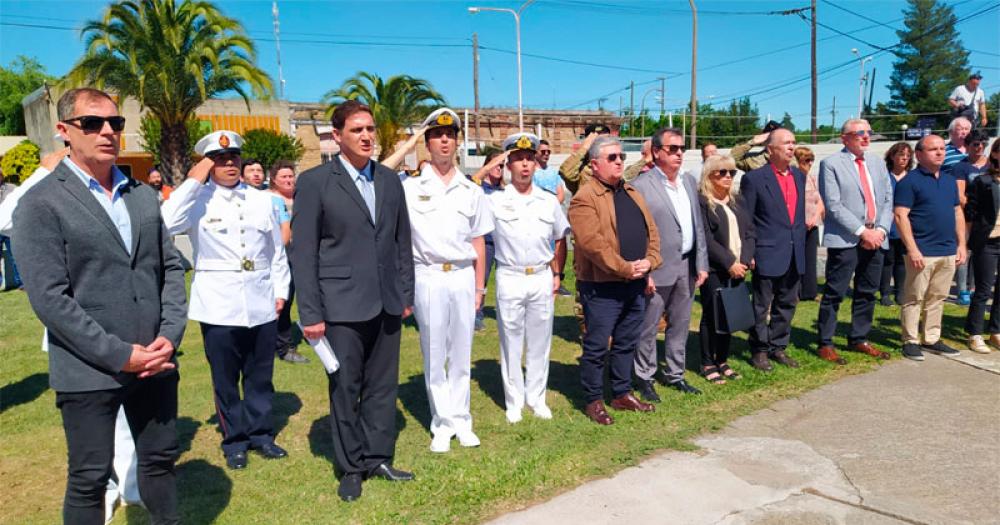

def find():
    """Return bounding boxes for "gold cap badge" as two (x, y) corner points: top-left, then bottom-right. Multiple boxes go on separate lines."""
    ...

(436, 113), (454, 126)
(219, 134), (230, 148)
(515, 135), (533, 150)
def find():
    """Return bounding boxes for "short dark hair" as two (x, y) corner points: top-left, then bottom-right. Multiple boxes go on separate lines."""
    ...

(701, 142), (717, 150)
(967, 129), (990, 144)
(57, 88), (117, 121)
(539, 139), (550, 147)
(148, 165), (162, 175)
(651, 127), (683, 149)
(241, 158), (263, 176)
(269, 160), (296, 180)
(331, 100), (374, 130)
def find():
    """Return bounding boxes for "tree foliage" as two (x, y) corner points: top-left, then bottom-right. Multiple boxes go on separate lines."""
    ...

(240, 128), (304, 170)
(322, 72), (445, 161)
(138, 113), (204, 167)
(620, 98), (762, 148)
(0, 56), (55, 135)
(887, 0), (971, 128)
(64, 0), (273, 184)
(0, 140), (40, 184)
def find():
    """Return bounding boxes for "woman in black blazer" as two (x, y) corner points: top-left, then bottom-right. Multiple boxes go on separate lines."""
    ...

(964, 138), (1000, 353)
(697, 155), (755, 383)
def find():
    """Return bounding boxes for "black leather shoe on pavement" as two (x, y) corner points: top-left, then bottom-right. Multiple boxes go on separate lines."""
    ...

(635, 379), (661, 403)
(225, 451), (248, 470)
(338, 473), (363, 502)
(368, 463), (415, 482)
(253, 442), (288, 459)
(922, 341), (960, 357)
(667, 379), (702, 395)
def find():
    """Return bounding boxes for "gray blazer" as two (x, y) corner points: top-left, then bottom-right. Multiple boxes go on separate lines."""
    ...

(12, 162), (187, 392)
(631, 167), (708, 286)
(818, 148), (894, 250)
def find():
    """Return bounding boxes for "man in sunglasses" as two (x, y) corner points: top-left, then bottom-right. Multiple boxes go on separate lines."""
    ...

(161, 130), (291, 471)
(568, 136), (661, 425)
(631, 128), (708, 400)
(13, 87), (187, 524)
(816, 119), (894, 365)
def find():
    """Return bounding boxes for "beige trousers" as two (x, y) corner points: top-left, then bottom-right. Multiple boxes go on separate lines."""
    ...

(900, 255), (956, 345)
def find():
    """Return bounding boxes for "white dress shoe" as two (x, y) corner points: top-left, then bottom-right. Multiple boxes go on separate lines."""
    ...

(456, 430), (480, 447)
(530, 404), (553, 420)
(429, 433), (451, 453)
(505, 408), (523, 424)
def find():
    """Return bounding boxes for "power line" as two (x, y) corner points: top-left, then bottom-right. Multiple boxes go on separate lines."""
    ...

(821, 0), (899, 30)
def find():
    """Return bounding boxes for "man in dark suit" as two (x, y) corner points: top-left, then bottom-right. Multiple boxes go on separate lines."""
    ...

(13, 87), (187, 524)
(739, 128), (807, 371)
(291, 100), (415, 502)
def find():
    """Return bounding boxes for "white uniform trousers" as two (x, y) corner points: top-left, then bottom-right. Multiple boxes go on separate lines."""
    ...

(496, 266), (554, 412)
(414, 263), (476, 438)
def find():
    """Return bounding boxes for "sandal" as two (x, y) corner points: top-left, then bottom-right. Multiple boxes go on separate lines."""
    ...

(718, 363), (741, 380)
(701, 365), (726, 385)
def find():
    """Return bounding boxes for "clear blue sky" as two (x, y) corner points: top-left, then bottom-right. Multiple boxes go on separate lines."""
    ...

(2, 0), (998, 129)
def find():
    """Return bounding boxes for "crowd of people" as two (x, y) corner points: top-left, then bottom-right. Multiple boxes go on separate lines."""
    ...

(1, 80), (997, 523)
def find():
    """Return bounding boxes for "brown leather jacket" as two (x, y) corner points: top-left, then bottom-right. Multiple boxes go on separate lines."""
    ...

(568, 176), (662, 282)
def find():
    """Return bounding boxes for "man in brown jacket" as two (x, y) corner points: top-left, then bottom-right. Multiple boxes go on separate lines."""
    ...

(568, 136), (662, 426)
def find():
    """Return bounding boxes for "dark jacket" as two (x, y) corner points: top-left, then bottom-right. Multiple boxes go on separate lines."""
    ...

(290, 155), (414, 325)
(965, 172), (1000, 253)
(739, 163), (807, 277)
(13, 163), (188, 392)
(699, 194), (755, 275)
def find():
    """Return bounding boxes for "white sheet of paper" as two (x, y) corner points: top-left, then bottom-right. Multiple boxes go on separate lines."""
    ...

(297, 321), (339, 373)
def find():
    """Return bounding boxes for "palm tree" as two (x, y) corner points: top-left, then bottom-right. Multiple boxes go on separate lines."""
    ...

(64, 0), (273, 183)
(322, 72), (446, 161)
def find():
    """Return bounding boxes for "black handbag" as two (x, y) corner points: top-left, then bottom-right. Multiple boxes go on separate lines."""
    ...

(713, 280), (754, 334)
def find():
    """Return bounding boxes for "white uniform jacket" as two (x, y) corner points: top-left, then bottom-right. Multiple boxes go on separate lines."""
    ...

(489, 185), (570, 267)
(161, 178), (290, 327)
(402, 165), (494, 265)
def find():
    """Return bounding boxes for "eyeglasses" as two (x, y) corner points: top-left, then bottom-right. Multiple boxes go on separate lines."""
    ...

(62, 115), (126, 133)
(969, 141), (986, 148)
(850, 130), (872, 137)
(714, 170), (738, 178)
(659, 144), (685, 154)
(604, 153), (627, 162)
(538, 149), (551, 155)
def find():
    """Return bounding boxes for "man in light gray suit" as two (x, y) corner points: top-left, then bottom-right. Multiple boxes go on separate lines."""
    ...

(816, 118), (893, 364)
(13, 88), (187, 524)
(632, 127), (708, 400)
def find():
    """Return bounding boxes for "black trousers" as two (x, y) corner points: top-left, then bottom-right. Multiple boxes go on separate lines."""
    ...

(749, 257), (801, 355)
(699, 271), (744, 367)
(966, 238), (1000, 335)
(326, 311), (401, 475)
(56, 373), (179, 525)
(817, 245), (884, 346)
(879, 238), (907, 302)
(578, 280), (646, 402)
(202, 321), (278, 456)
(800, 226), (820, 299)
(276, 278), (296, 355)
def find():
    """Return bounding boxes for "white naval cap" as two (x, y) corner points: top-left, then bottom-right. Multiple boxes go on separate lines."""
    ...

(195, 130), (244, 157)
(420, 107), (461, 131)
(502, 132), (540, 152)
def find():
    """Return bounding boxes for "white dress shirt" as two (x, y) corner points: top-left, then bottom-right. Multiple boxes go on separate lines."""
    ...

(402, 164), (494, 265)
(657, 168), (695, 254)
(489, 185), (570, 268)
(161, 178), (289, 327)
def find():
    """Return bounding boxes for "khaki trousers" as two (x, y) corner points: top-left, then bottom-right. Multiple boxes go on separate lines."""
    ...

(900, 255), (956, 345)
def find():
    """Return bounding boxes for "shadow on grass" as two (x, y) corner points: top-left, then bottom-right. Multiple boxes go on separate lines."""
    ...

(307, 408), (414, 478)
(177, 416), (201, 455)
(552, 314), (581, 344)
(206, 391), (301, 440)
(397, 373), (431, 433)
(0, 372), (47, 413)
(176, 459), (231, 524)
(471, 359), (505, 411)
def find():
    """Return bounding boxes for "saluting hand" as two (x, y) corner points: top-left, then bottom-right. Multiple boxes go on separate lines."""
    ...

(187, 157), (215, 184)
(41, 147), (70, 171)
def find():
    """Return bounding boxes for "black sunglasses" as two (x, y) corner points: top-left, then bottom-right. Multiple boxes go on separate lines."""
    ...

(604, 152), (627, 162)
(659, 144), (685, 154)
(62, 115), (126, 133)
(714, 169), (738, 178)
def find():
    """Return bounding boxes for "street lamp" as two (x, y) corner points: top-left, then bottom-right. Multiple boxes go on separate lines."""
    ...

(468, 0), (535, 131)
(638, 86), (663, 137)
(851, 48), (873, 119)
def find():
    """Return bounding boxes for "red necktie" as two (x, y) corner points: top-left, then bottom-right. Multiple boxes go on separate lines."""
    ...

(856, 157), (876, 223)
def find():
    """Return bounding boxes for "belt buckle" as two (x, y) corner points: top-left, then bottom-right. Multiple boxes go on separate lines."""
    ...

(525, 266), (535, 275)
(242, 258), (254, 271)
(442, 262), (453, 272)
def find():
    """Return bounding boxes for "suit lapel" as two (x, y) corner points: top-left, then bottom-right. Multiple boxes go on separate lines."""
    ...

(56, 166), (129, 254)
(651, 169), (681, 228)
(373, 163), (386, 227)
(761, 168), (790, 226)
(332, 156), (375, 227)
(122, 182), (142, 261)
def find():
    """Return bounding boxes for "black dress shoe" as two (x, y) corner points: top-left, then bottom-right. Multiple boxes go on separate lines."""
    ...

(252, 442), (288, 459)
(769, 350), (800, 368)
(225, 451), (248, 470)
(338, 473), (363, 502)
(667, 379), (702, 395)
(368, 463), (415, 482)
(635, 379), (661, 403)
(750, 352), (773, 372)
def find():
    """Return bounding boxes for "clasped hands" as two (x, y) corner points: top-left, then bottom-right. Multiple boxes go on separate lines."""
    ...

(122, 337), (176, 378)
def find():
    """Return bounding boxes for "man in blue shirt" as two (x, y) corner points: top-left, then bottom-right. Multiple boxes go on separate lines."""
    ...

(893, 134), (967, 362)
(532, 139), (570, 295)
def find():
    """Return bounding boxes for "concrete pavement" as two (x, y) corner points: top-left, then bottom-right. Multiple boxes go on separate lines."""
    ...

(491, 352), (1000, 525)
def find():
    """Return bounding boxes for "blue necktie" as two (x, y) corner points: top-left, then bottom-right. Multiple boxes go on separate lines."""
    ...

(359, 170), (376, 222)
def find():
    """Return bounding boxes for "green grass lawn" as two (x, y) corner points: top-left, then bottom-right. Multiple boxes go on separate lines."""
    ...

(0, 265), (974, 524)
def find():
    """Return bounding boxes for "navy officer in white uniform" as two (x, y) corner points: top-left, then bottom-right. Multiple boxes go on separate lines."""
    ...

(161, 130), (291, 470)
(490, 132), (570, 423)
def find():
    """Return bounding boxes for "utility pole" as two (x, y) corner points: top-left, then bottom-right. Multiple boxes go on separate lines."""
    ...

(810, 0), (817, 144)
(472, 33), (481, 154)
(867, 67), (877, 115)
(629, 80), (635, 129)
(688, 0), (698, 149)
(272, 1), (286, 99)
(659, 77), (665, 120)
(831, 96), (837, 129)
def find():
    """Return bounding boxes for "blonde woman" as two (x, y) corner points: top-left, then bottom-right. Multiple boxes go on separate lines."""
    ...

(696, 155), (754, 383)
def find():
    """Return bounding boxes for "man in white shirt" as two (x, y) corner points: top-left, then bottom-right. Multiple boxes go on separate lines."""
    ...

(948, 72), (988, 129)
(161, 130), (290, 470)
(403, 108), (494, 453)
(490, 133), (570, 423)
